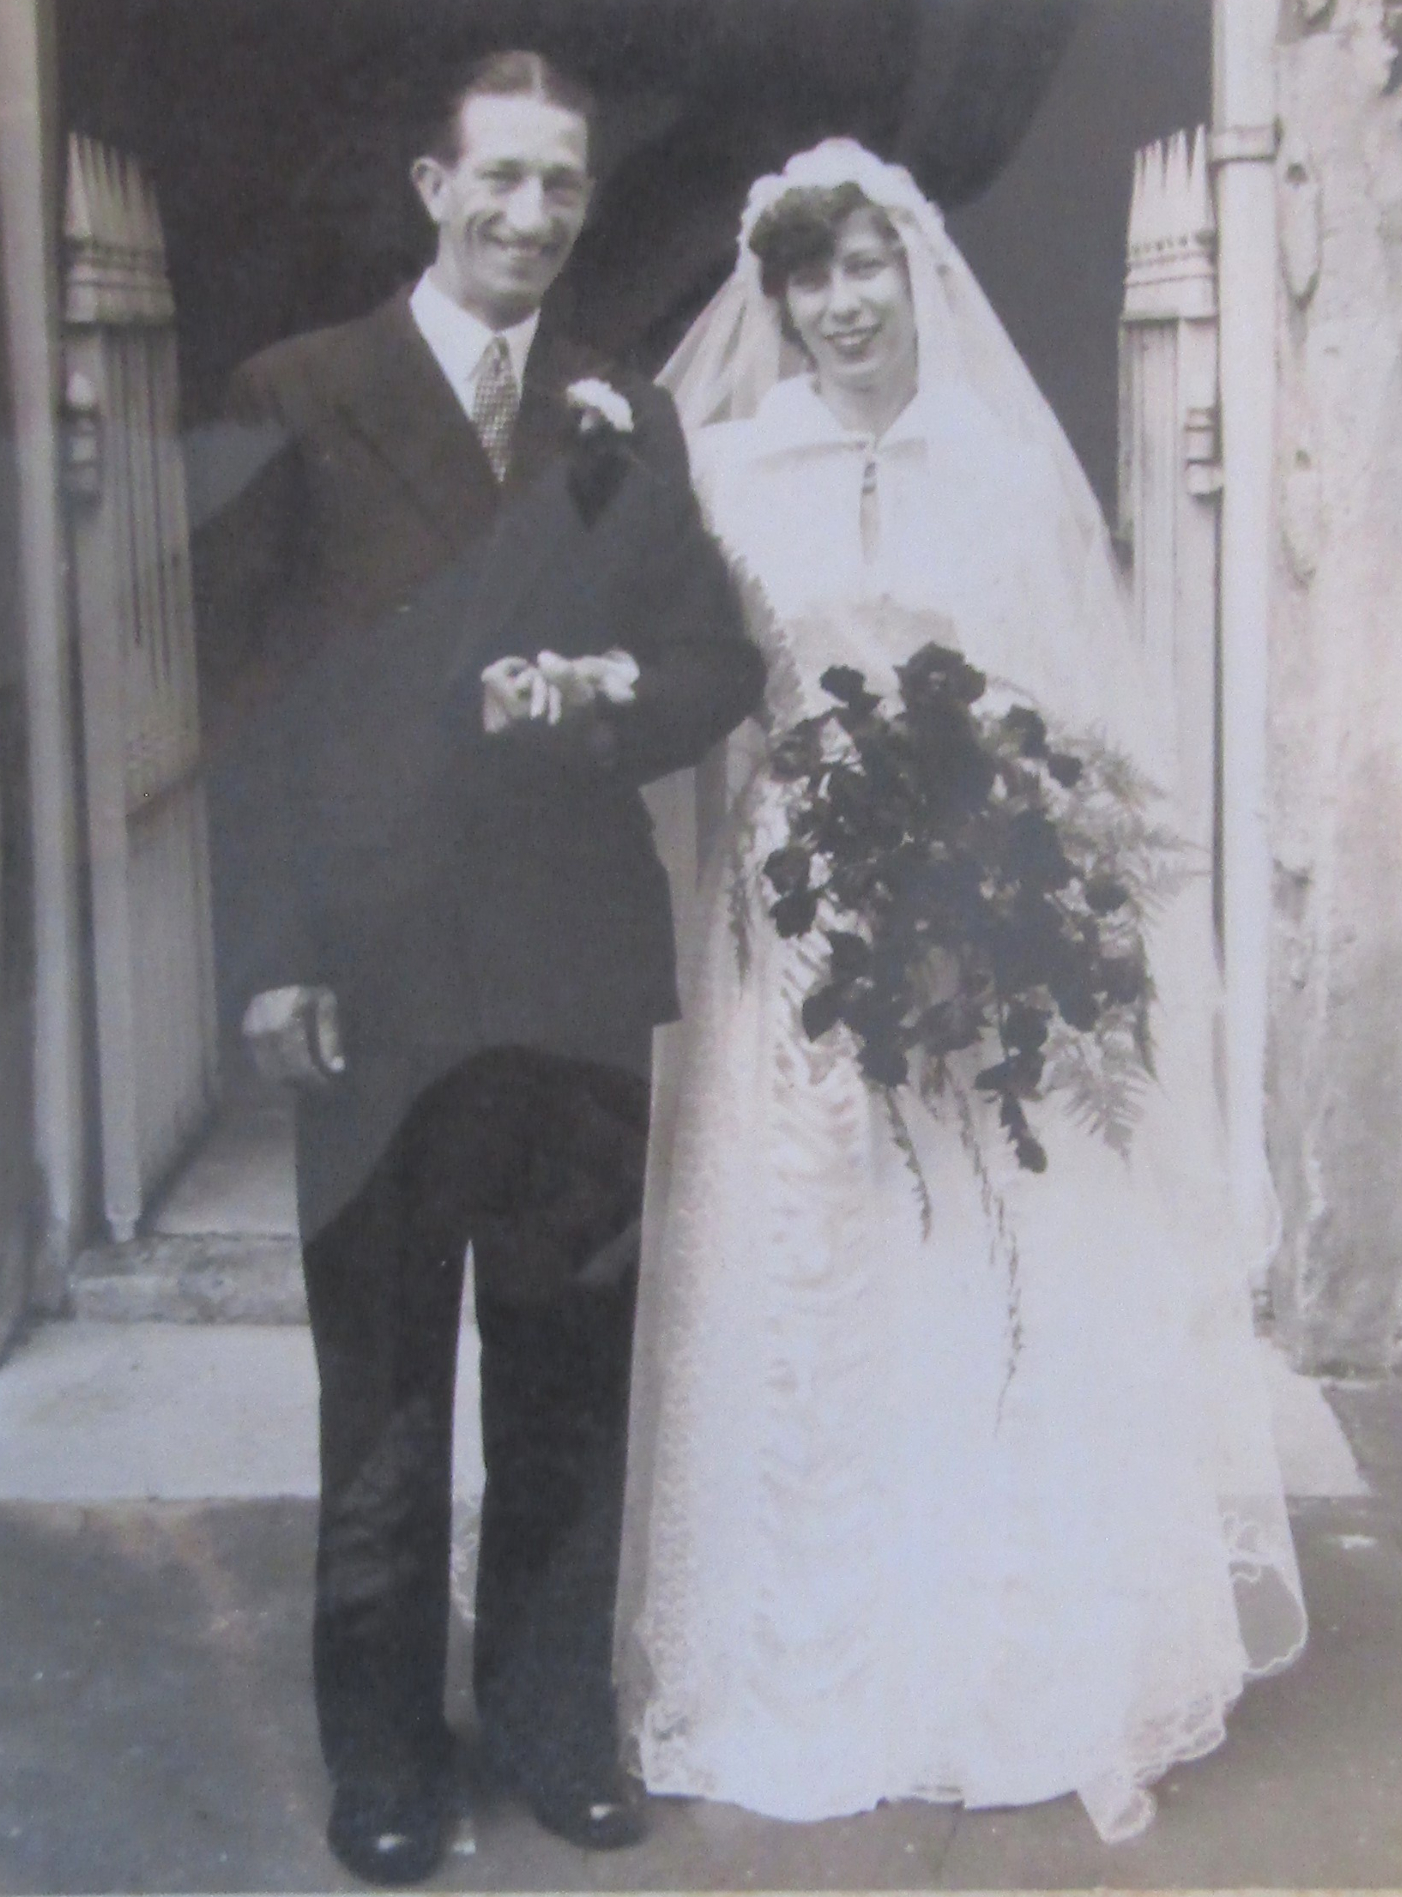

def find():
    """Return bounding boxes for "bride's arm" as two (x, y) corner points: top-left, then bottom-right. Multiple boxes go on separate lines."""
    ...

(588, 387), (766, 785)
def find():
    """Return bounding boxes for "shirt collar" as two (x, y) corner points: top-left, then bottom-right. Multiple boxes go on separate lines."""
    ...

(409, 271), (541, 389)
(746, 371), (987, 458)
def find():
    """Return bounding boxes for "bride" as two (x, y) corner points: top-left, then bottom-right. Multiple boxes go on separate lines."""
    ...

(615, 140), (1306, 1845)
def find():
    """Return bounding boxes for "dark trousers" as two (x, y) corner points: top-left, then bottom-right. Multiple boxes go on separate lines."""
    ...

(298, 1043), (649, 1798)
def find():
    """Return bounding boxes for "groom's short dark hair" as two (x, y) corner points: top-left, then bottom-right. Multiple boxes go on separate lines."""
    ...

(423, 51), (596, 166)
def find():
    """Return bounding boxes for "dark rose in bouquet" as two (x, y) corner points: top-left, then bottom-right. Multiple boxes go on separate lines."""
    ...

(759, 621), (1189, 1176)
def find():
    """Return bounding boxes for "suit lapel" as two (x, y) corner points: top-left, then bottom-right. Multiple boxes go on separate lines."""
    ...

(337, 288), (599, 538)
(336, 289), (498, 545)
(506, 317), (595, 495)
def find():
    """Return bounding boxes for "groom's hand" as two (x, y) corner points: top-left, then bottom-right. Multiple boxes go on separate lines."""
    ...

(481, 656), (544, 732)
(242, 985), (346, 1088)
(481, 649), (638, 768)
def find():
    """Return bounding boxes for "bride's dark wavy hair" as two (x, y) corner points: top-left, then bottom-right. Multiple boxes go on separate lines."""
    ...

(747, 183), (903, 301)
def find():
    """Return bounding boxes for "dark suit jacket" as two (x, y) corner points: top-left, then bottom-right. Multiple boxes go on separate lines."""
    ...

(194, 287), (762, 1194)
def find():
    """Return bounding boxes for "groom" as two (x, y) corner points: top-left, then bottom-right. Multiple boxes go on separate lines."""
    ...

(195, 50), (761, 1885)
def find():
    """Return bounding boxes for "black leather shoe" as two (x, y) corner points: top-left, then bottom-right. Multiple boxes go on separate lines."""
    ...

(479, 1722), (648, 1851)
(518, 1766), (649, 1850)
(326, 1773), (454, 1886)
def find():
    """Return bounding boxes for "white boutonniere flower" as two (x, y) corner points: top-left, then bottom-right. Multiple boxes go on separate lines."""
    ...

(565, 378), (634, 436)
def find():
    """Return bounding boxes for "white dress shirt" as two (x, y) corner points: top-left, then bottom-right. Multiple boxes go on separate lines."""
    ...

(408, 271), (540, 421)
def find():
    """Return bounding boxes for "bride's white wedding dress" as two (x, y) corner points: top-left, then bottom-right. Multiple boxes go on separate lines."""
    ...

(616, 367), (1307, 1843)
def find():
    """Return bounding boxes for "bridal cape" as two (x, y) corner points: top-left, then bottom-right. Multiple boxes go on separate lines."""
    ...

(616, 143), (1306, 1845)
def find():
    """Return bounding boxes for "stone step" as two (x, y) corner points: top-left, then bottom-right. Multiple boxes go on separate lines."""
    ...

(72, 1065), (305, 1324)
(70, 1233), (306, 1325)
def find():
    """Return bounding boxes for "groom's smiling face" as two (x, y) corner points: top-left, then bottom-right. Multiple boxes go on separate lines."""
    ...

(413, 92), (593, 329)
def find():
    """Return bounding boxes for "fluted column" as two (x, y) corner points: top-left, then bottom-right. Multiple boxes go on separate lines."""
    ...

(0, 0), (83, 1301)
(1212, 0), (1280, 1266)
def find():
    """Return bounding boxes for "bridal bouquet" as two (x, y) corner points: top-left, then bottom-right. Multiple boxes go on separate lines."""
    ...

(761, 624), (1189, 1176)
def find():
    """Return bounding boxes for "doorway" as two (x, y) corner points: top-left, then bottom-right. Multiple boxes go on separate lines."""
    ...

(52, 0), (1211, 1286)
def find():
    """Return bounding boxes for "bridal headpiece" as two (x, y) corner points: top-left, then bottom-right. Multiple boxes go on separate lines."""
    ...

(735, 138), (954, 269)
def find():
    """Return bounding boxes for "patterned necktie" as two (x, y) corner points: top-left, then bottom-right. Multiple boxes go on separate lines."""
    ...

(471, 335), (519, 482)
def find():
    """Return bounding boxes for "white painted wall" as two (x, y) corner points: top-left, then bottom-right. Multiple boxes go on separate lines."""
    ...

(1268, 0), (1402, 1370)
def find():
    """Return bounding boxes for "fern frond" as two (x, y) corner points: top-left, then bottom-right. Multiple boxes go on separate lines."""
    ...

(1042, 1026), (1148, 1160)
(884, 1088), (933, 1240)
(729, 866), (752, 980)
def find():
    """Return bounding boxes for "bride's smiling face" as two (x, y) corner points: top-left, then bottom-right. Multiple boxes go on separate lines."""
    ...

(783, 209), (917, 401)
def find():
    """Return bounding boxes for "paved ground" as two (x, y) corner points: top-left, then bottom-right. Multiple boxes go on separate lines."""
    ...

(1, 1317), (1400, 1892)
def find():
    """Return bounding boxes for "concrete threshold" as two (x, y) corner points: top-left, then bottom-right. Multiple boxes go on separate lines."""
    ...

(71, 1068), (306, 1324)
(69, 1230), (307, 1323)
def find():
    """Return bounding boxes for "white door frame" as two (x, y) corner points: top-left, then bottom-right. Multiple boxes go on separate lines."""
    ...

(1212, 0), (1280, 1257)
(0, 0), (85, 1305)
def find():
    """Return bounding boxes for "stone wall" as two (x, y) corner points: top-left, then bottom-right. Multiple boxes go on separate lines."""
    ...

(1268, 0), (1402, 1370)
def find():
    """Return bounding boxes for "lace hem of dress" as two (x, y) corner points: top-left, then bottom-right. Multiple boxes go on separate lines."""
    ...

(620, 1521), (1306, 1847)
(630, 1678), (1228, 1845)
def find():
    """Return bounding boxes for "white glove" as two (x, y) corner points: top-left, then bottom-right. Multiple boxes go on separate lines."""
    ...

(241, 985), (345, 1087)
(482, 649), (639, 731)
(482, 655), (545, 732)
(538, 648), (640, 714)
(534, 644), (645, 717)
